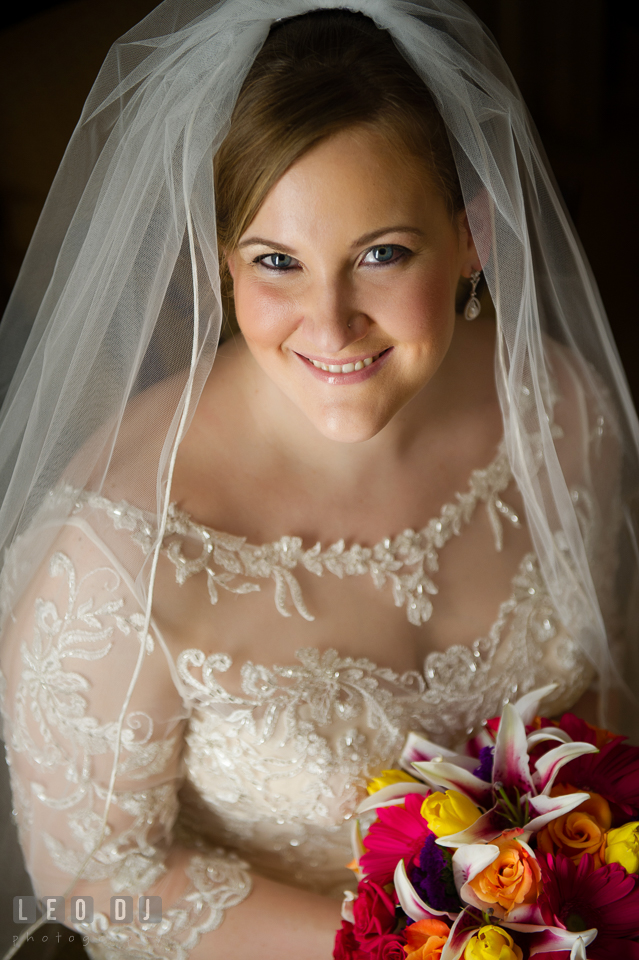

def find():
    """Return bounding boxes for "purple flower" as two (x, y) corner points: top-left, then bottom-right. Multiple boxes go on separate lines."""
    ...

(473, 746), (494, 783)
(408, 833), (460, 913)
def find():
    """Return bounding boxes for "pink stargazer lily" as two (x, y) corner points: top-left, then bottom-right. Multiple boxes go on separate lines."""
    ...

(401, 903), (597, 960)
(398, 686), (598, 846)
(351, 687), (605, 959)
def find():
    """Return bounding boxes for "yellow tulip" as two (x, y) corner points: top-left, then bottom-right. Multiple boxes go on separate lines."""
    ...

(464, 925), (523, 960)
(366, 769), (419, 795)
(421, 789), (481, 837)
(605, 821), (639, 874)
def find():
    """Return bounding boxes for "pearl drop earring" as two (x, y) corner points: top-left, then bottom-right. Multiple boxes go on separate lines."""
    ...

(464, 269), (482, 321)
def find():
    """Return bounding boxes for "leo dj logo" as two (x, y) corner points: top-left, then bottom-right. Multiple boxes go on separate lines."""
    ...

(13, 896), (162, 924)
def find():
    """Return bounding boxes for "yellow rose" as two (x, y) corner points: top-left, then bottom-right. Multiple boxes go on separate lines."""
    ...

(367, 769), (419, 795)
(605, 821), (639, 874)
(464, 926), (523, 960)
(537, 787), (611, 868)
(421, 789), (481, 837)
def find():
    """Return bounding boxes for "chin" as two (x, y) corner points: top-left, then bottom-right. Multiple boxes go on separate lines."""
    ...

(309, 409), (396, 444)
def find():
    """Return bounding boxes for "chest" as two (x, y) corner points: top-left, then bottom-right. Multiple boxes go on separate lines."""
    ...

(151, 445), (533, 692)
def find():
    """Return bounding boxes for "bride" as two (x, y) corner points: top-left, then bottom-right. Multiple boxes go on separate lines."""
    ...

(0, 2), (637, 958)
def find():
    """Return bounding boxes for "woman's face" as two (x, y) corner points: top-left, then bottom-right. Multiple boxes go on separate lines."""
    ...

(227, 126), (479, 443)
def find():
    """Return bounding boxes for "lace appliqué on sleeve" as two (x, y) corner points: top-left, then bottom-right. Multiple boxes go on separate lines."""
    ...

(79, 850), (252, 960)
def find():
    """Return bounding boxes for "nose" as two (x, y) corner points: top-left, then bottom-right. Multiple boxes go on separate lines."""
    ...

(297, 277), (369, 354)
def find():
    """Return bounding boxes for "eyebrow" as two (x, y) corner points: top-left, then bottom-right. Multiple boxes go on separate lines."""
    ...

(237, 226), (425, 252)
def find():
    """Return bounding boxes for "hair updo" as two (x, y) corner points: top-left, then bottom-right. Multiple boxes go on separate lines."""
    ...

(214, 8), (465, 293)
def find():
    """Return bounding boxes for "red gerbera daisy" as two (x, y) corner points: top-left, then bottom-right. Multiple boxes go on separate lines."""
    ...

(360, 793), (432, 886)
(538, 852), (639, 959)
(556, 715), (639, 819)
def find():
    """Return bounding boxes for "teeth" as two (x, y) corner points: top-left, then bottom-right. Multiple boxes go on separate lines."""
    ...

(310, 354), (379, 373)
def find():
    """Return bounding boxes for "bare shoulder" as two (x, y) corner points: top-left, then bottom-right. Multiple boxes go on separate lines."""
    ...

(544, 336), (620, 486)
(90, 338), (250, 510)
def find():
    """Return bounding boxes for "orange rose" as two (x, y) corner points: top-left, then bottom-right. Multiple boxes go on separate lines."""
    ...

(468, 835), (541, 914)
(537, 785), (611, 868)
(404, 918), (450, 960)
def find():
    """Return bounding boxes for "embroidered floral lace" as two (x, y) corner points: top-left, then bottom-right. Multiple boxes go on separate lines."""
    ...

(0, 439), (604, 958)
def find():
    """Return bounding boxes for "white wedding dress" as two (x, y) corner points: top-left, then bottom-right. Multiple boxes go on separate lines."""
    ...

(0, 430), (606, 958)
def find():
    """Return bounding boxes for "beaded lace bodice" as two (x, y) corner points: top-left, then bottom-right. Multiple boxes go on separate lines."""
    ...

(0, 440), (598, 959)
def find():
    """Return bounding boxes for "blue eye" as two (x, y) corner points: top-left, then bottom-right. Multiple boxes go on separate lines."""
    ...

(256, 253), (296, 270)
(362, 245), (407, 265)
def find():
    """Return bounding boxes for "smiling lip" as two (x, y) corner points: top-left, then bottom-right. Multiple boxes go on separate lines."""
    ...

(295, 347), (393, 383)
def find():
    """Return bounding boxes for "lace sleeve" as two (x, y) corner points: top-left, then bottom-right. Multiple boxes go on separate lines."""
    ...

(542, 342), (624, 718)
(0, 514), (251, 959)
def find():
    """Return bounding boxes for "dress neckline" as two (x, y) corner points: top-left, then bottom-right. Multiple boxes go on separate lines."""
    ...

(78, 438), (521, 627)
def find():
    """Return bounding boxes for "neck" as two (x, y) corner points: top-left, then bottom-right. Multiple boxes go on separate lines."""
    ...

(231, 318), (492, 485)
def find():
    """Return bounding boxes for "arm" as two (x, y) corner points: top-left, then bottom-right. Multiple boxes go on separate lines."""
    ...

(0, 515), (341, 959)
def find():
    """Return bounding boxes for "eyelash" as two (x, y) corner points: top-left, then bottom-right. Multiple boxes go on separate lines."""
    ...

(252, 244), (412, 272)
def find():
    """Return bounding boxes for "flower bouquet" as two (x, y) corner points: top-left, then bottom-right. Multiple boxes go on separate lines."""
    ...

(334, 685), (639, 960)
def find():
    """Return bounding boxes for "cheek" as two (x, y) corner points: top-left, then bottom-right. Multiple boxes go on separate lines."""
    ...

(372, 266), (456, 348)
(234, 278), (298, 347)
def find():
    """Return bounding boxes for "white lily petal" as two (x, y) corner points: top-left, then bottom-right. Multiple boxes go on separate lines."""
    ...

(440, 906), (484, 960)
(525, 925), (597, 956)
(434, 805), (511, 847)
(526, 727), (573, 749)
(356, 781), (430, 814)
(393, 859), (456, 920)
(400, 730), (458, 769)
(341, 890), (356, 923)
(452, 842), (499, 890)
(525, 791), (590, 833)
(493, 702), (535, 795)
(534, 740), (599, 794)
(571, 937), (588, 960)
(513, 684), (558, 725)
(411, 760), (492, 806)
(401, 731), (477, 772)
(503, 901), (545, 924)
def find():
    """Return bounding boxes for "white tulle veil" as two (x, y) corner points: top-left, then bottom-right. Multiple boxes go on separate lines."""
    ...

(0, 0), (638, 952)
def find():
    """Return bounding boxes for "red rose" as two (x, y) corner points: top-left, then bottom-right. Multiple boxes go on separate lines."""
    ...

(352, 880), (397, 943)
(333, 921), (405, 960)
(334, 919), (361, 959)
(358, 934), (406, 959)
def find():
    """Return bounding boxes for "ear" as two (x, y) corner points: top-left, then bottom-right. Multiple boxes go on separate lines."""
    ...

(223, 249), (236, 280)
(456, 210), (482, 279)
(458, 187), (493, 274)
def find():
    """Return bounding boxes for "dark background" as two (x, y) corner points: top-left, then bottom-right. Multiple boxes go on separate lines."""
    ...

(0, 0), (637, 956)
(0, 0), (638, 401)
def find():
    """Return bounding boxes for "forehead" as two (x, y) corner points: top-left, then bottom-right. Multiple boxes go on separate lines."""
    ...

(243, 126), (450, 243)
